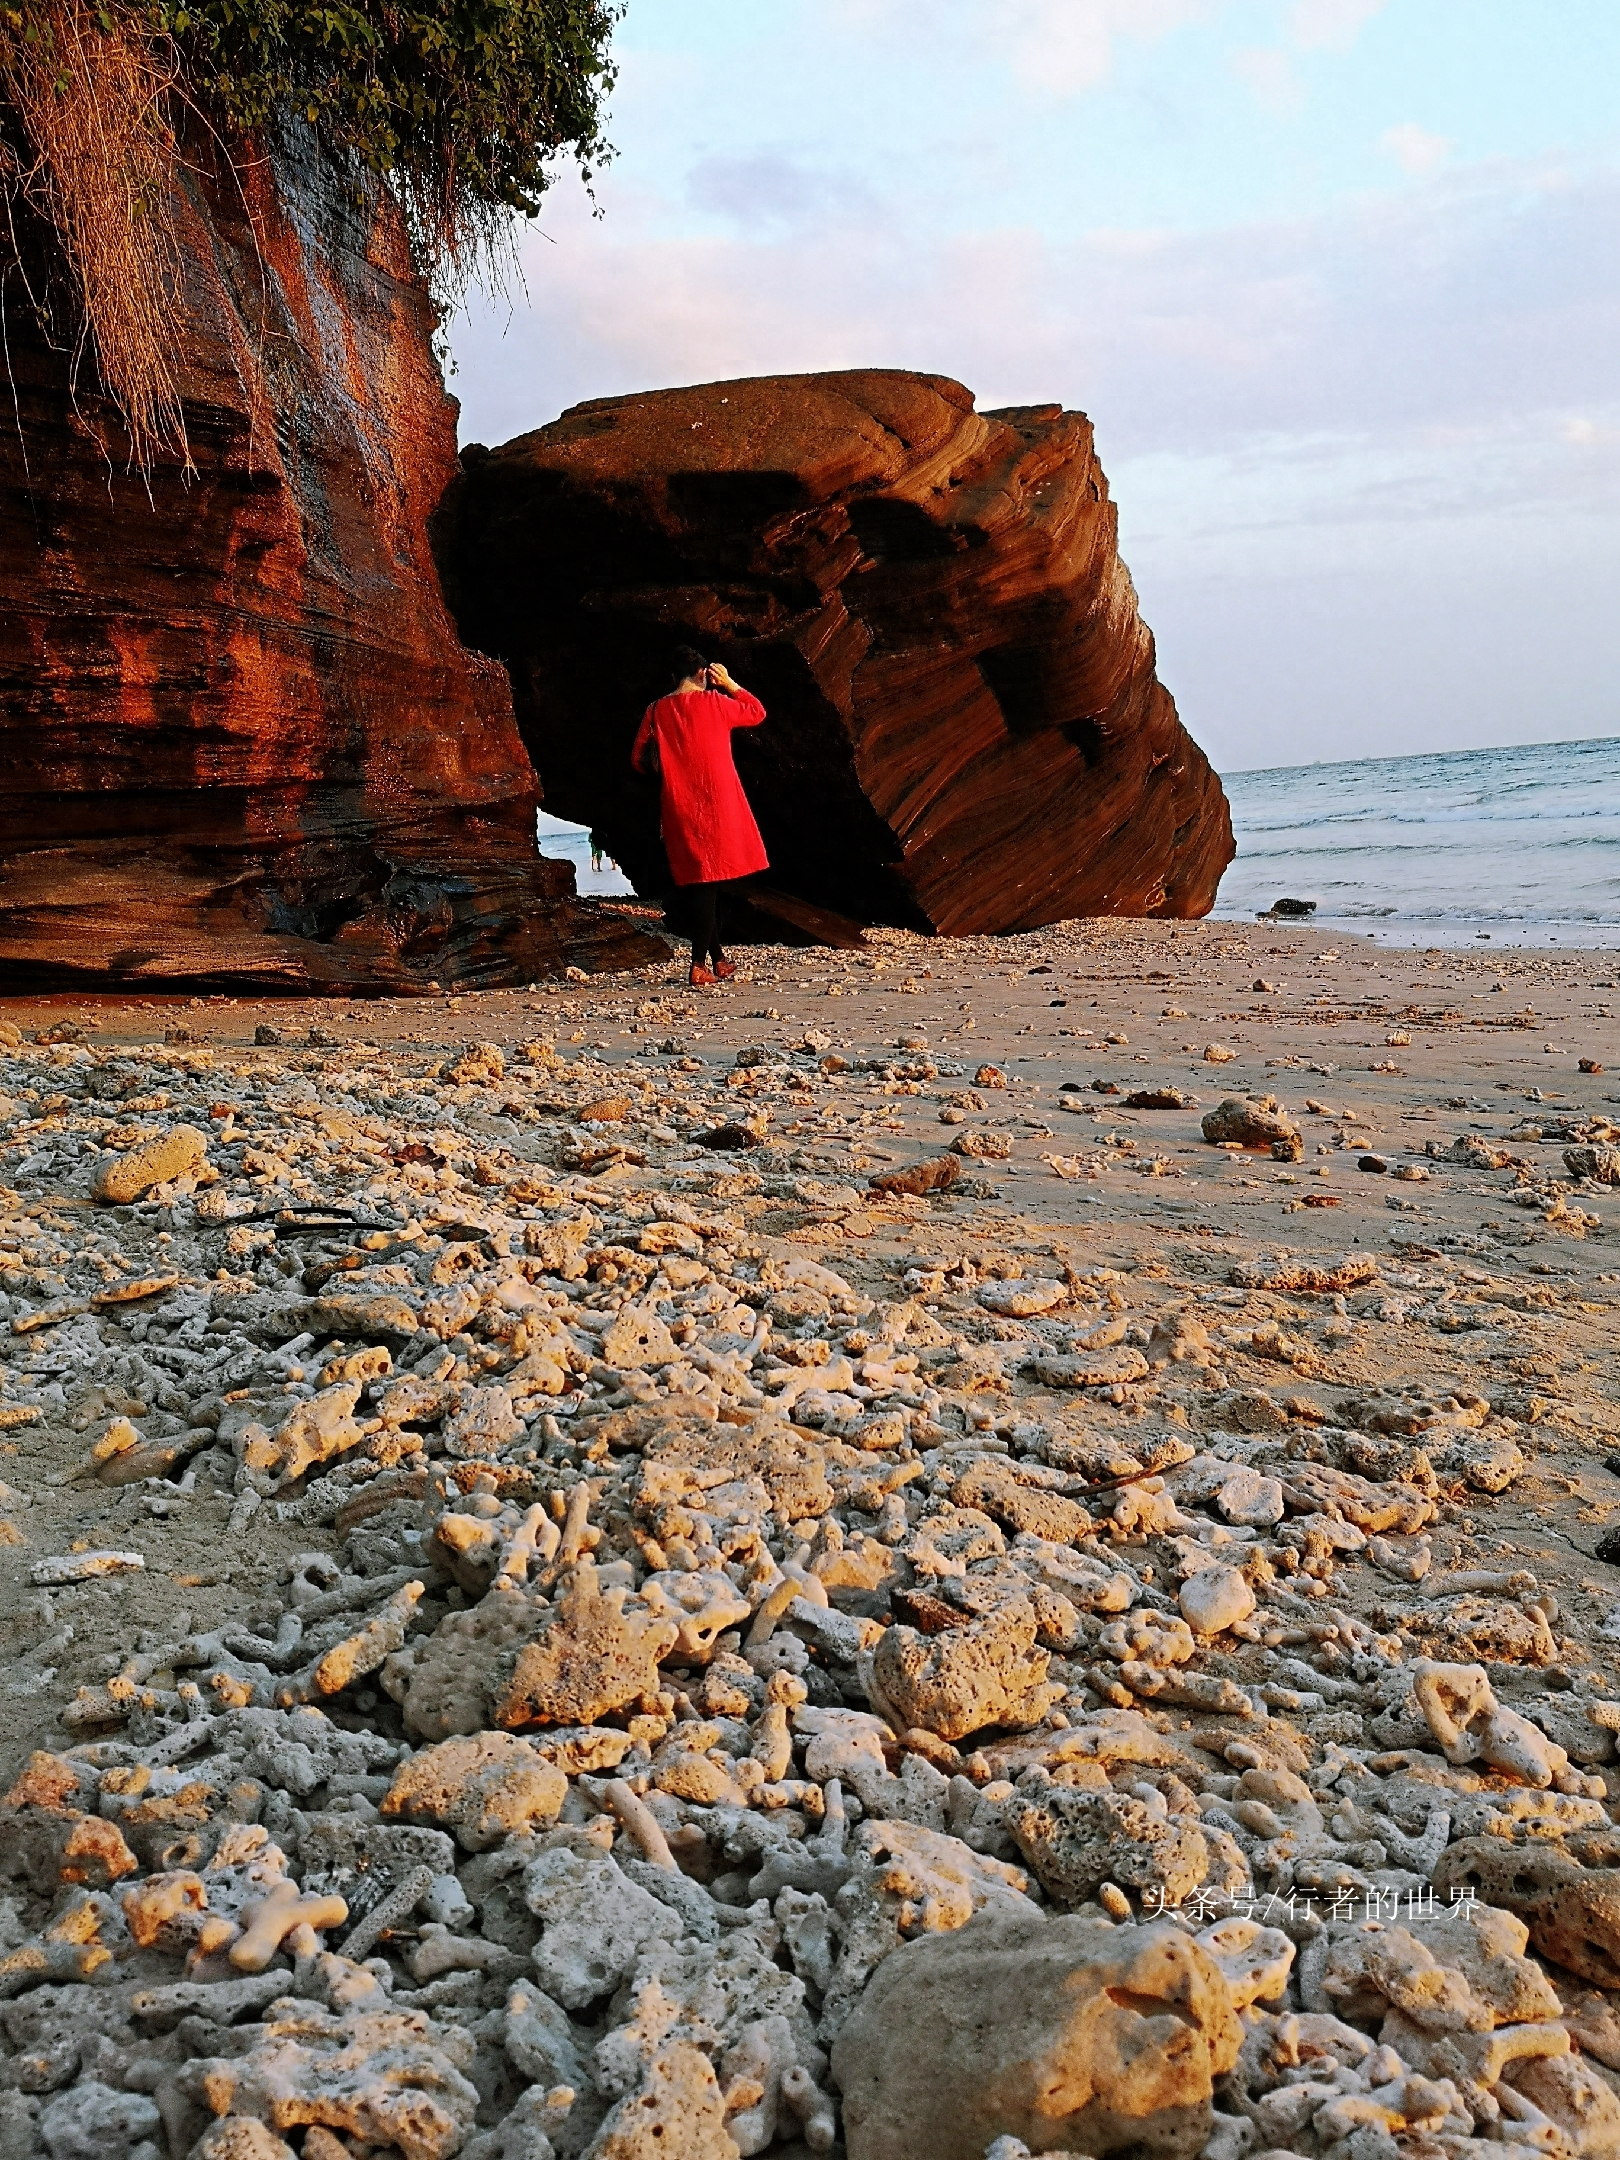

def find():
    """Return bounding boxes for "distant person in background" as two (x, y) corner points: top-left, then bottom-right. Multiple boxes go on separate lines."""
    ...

(631, 646), (768, 986)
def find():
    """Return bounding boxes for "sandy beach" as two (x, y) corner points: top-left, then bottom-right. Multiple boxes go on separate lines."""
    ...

(4, 908), (1619, 1776)
(3, 913), (1620, 2158)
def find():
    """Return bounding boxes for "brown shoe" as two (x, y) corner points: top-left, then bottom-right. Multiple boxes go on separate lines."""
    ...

(713, 959), (737, 981)
(689, 964), (716, 987)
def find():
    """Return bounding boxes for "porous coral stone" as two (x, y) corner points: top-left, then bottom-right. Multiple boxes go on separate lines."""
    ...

(492, 1563), (679, 1729)
(381, 1731), (566, 1850)
(870, 1598), (1059, 1742)
(392, 1589), (539, 1742)
(1002, 1780), (1211, 1910)
(1177, 1566), (1256, 1637)
(832, 1905), (1240, 2160)
(1436, 1840), (1620, 1990)
(94, 1126), (208, 1204)
(1199, 1097), (1300, 1150)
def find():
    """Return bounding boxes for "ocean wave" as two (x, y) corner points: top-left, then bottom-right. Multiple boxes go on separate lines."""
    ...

(1215, 734), (1620, 950)
(1227, 734), (1620, 787)
(1232, 840), (1620, 866)
(1236, 905), (1620, 925)
(1215, 895), (1620, 924)
(1231, 801), (1617, 836)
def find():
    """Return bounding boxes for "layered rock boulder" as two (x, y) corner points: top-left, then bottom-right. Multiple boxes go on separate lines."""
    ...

(439, 369), (1234, 935)
(0, 125), (659, 991)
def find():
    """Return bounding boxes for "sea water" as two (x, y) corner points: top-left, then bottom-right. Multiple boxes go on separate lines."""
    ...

(537, 812), (634, 897)
(540, 736), (1620, 951)
(1211, 735), (1620, 950)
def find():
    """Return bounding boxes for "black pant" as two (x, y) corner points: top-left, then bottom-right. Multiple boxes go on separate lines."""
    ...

(685, 880), (730, 967)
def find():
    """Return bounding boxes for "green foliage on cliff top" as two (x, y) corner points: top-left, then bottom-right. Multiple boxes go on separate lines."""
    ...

(0, 0), (618, 464)
(147, 0), (623, 234)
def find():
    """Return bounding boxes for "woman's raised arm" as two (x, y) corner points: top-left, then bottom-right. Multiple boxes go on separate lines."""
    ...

(708, 663), (765, 729)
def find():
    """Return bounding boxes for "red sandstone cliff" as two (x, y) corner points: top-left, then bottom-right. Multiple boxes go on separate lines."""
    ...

(438, 370), (1234, 936)
(0, 124), (660, 991)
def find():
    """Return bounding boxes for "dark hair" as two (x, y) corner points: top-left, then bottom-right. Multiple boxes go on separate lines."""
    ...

(669, 645), (709, 692)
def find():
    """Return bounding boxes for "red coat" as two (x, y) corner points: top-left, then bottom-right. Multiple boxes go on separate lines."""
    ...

(631, 685), (769, 887)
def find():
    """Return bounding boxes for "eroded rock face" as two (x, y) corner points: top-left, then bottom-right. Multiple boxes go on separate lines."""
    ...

(0, 123), (658, 992)
(439, 370), (1234, 935)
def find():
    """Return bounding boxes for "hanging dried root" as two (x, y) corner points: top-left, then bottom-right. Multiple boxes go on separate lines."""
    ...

(0, 0), (190, 470)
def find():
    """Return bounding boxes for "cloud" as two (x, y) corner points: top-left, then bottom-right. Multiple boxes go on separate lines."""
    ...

(453, 155), (1620, 461)
(686, 151), (876, 230)
(1233, 46), (1305, 117)
(822, 0), (1210, 93)
(447, 150), (1620, 768)
(1381, 122), (1454, 175)
(996, 0), (1209, 93)
(1564, 415), (1620, 448)
(1287, 0), (1387, 52)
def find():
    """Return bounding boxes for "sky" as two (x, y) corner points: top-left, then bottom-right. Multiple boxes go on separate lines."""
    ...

(446, 0), (1620, 777)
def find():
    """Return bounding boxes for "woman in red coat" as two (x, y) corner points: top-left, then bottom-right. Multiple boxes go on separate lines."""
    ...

(631, 647), (769, 985)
